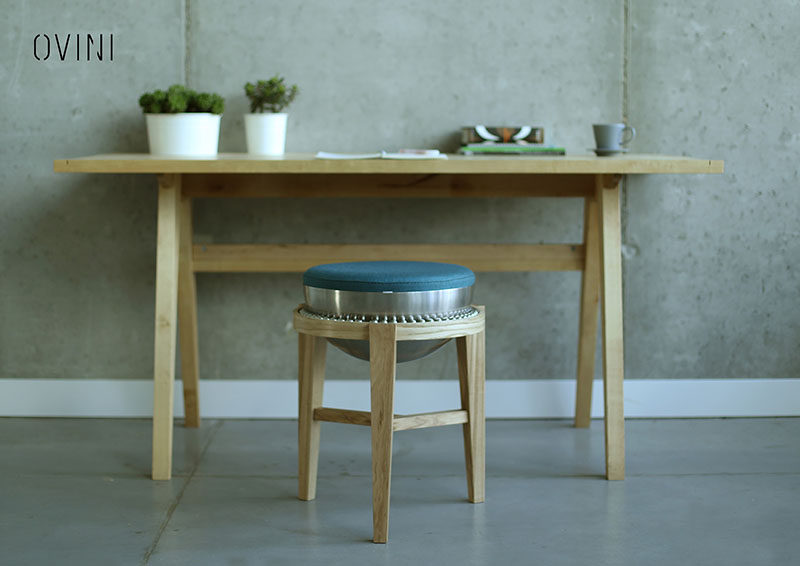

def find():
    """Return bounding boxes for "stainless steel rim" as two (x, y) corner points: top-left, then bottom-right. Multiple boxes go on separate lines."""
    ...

(298, 306), (478, 324)
(303, 286), (473, 317)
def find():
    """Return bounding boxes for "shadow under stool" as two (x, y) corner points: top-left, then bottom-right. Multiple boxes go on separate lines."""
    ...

(292, 260), (486, 543)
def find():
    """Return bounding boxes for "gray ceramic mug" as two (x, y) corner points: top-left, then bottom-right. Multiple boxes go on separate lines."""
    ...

(593, 123), (636, 150)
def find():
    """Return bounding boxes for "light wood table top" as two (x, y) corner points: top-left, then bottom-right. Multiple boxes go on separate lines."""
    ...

(54, 153), (723, 175)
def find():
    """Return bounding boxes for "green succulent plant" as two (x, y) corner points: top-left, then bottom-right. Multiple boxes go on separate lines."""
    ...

(138, 84), (225, 114)
(244, 76), (299, 113)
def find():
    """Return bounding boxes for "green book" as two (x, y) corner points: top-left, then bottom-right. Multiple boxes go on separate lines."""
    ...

(459, 143), (565, 156)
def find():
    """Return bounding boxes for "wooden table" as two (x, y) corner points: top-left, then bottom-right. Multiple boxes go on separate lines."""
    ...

(54, 153), (723, 481)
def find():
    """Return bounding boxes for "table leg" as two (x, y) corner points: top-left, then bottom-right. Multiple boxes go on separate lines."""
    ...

(575, 195), (601, 428)
(178, 193), (201, 427)
(152, 174), (181, 481)
(596, 174), (625, 480)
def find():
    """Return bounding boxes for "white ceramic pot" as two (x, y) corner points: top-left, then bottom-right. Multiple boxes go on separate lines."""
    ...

(245, 113), (288, 155)
(145, 113), (221, 156)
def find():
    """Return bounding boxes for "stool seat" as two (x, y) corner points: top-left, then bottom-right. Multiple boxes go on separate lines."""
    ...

(303, 260), (475, 292)
(302, 261), (476, 362)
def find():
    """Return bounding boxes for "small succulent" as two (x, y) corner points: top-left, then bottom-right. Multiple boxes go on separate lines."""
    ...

(138, 84), (225, 114)
(244, 76), (299, 113)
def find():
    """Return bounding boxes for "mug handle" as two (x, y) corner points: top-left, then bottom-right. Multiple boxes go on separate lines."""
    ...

(621, 126), (636, 146)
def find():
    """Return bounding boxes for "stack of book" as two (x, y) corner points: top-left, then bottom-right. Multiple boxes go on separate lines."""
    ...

(459, 125), (565, 155)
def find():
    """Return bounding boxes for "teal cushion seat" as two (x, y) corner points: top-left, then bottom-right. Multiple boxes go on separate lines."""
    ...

(303, 261), (475, 293)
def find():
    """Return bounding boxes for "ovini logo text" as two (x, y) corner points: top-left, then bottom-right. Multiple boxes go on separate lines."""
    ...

(33, 33), (113, 61)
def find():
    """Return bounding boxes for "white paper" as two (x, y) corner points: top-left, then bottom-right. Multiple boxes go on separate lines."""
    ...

(382, 151), (447, 160)
(315, 150), (447, 160)
(315, 152), (382, 160)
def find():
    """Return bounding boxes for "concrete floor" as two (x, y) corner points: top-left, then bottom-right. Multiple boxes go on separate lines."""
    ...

(1, 418), (798, 565)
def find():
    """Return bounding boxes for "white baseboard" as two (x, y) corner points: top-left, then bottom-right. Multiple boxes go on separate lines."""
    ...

(1, 378), (798, 418)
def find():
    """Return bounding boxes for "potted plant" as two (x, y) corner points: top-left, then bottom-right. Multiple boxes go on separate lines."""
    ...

(244, 76), (299, 155)
(139, 85), (225, 156)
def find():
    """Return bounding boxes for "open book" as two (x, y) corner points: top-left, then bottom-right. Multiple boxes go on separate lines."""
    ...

(315, 150), (447, 160)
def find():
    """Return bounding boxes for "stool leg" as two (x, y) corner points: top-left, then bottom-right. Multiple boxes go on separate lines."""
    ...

(575, 195), (600, 428)
(369, 324), (397, 544)
(457, 328), (486, 503)
(298, 332), (326, 501)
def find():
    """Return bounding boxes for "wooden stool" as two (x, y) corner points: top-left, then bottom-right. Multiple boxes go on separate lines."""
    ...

(293, 261), (486, 543)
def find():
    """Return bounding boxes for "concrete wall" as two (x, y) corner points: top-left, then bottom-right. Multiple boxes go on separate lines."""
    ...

(0, 1), (796, 385)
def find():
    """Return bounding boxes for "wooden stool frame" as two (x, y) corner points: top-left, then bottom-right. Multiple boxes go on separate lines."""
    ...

(294, 305), (486, 543)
